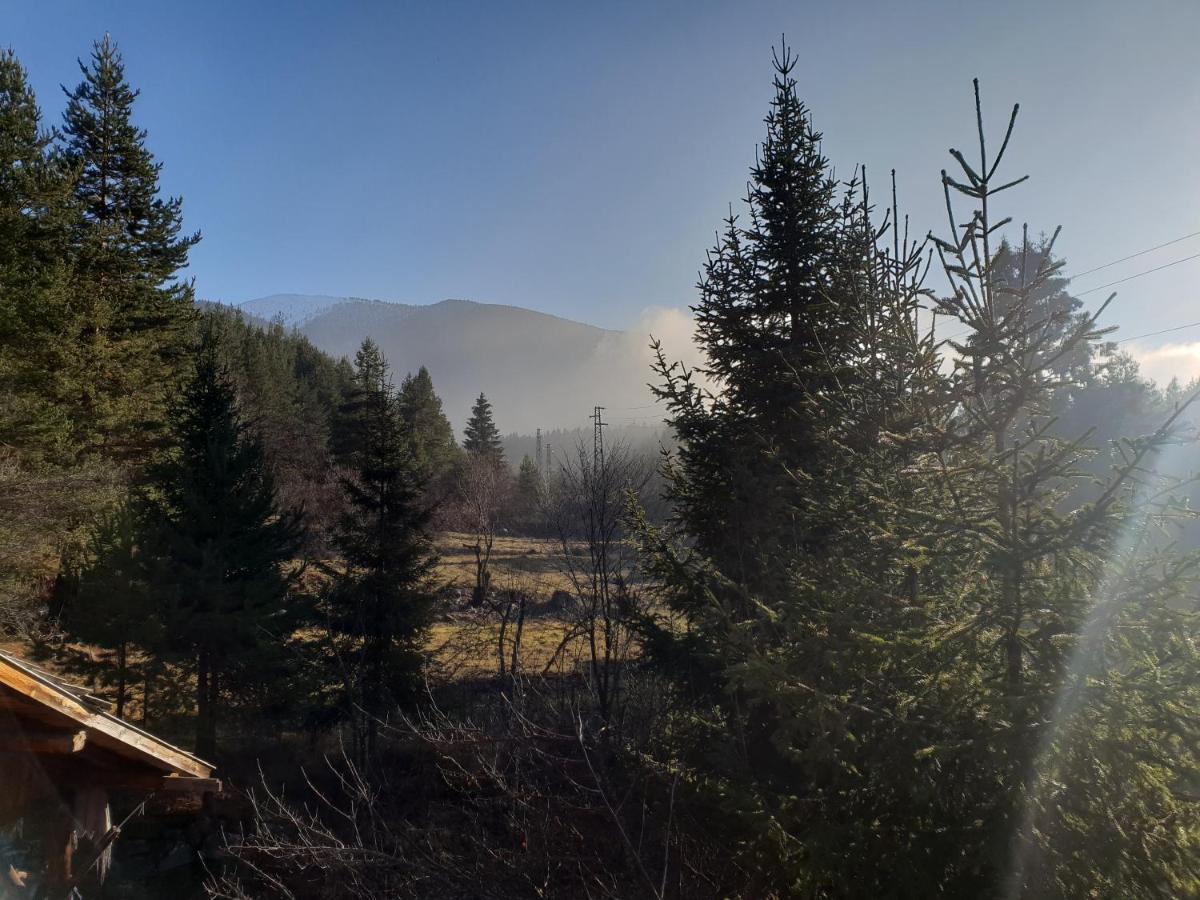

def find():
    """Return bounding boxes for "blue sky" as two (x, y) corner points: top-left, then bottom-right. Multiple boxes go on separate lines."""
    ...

(8, 0), (1200, 377)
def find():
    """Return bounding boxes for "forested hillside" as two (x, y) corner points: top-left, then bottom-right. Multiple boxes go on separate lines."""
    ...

(4, 32), (1200, 900)
(229, 294), (684, 432)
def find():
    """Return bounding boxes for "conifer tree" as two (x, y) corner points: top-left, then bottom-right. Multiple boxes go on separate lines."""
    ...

(398, 365), (460, 480)
(327, 339), (436, 762)
(919, 85), (1200, 896)
(513, 453), (542, 529)
(59, 35), (200, 457)
(55, 501), (162, 721)
(204, 306), (352, 549)
(154, 325), (303, 759)
(638, 57), (1200, 896)
(463, 392), (504, 464)
(654, 43), (861, 612)
(0, 49), (78, 460)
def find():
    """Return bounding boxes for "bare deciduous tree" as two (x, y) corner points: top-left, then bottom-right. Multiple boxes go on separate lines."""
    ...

(456, 454), (509, 606)
(542, 441), (653, 725)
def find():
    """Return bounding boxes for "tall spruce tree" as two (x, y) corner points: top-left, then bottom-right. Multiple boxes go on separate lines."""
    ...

(327, 339), (436, 762)
(60, 35), (199, 457)
(155, 325), (303, 759)
(463, 392), (504, 464)
(659, 43), (856, 610)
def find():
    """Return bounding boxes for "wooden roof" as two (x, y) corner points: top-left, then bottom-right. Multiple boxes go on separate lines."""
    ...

(0, 650), (215, 784)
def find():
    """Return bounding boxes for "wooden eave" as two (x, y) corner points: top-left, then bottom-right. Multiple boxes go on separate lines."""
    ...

(0, 650), (214, 780)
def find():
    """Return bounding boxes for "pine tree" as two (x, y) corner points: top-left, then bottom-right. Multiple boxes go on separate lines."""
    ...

(59, 35), (200, 458)
(398, 365), (460, 480)
(463, 392), (504, 464)
(154, 325), (303, 759)
(327, 339), (436, 762)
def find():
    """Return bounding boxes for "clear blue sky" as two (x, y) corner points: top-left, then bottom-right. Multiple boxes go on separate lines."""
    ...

(8, 0), (1200, 376)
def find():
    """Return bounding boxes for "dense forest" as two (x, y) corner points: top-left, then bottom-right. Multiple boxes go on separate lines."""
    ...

(4, 34), (1200, 900)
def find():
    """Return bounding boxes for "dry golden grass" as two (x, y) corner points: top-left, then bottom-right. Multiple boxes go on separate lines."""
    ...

(426, 619), (590, 682)
(427, 532), (589, 682)
(432, 531), (579, 595)
(3, 533), (588, 692)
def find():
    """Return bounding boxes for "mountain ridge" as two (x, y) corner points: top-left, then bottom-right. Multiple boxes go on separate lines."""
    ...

(221, 294), (680, 433)
(237, 294), (621, 335)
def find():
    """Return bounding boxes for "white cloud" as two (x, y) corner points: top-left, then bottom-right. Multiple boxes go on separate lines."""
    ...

(1125, 341), (1200, 387)
(629, 306), (707, 373)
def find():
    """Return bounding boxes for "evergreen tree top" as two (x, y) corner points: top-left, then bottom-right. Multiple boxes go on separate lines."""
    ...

(399, 364), (459, 477)
(0, 49), (73, 267)
(463, 391), (503, 462)
(399, 366), (447, 418)
(61, 34), (199, 283)
(0, 50), (54, 196)
(352, 338), (388, 390)
(689, 38), (845, 424)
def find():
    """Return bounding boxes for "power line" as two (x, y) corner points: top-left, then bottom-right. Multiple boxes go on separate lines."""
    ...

(935, 248), (1200, 342)
(1115, 319), (1200, 345)
(1075, 251), (1200, 296)
(1071, 229), (1200, 279)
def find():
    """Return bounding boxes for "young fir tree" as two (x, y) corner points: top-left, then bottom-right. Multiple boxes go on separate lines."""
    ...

(398, 365), (460, 480)
(513, 453), (542, 531)
(653, 44), (857, 619)
(918, 84), (1200, 897)
(328, 339), (436, 763)
(154, 325), (303, 759)
(59, 35), (199, 458)
(463, 392), (504, 464)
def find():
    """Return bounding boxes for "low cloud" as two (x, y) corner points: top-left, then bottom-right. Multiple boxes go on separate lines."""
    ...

(581, 307), (709, 426)
(1125, 341), (1200, 388)
(633, 306), (707, 373)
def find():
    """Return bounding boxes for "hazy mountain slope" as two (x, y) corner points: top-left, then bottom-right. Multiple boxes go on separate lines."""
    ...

(233, 295), (687, 433)
(238, 293), (405, 328)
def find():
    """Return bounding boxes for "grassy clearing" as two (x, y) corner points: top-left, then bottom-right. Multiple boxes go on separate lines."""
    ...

(426, 619), (591, 681)
(432, 531), (579, 595)
(428, 532), (588, 682)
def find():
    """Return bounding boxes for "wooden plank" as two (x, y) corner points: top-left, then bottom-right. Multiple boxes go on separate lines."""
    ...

(0, 729), (86, 754)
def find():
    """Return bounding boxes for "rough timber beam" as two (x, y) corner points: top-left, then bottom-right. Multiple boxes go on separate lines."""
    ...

(0, 729), (87, 754)
(107, 774), (223, 794)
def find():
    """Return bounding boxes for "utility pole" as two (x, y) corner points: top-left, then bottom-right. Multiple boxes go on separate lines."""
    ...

(535, 428), (543, 474)
(590, 405), (606, 470)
